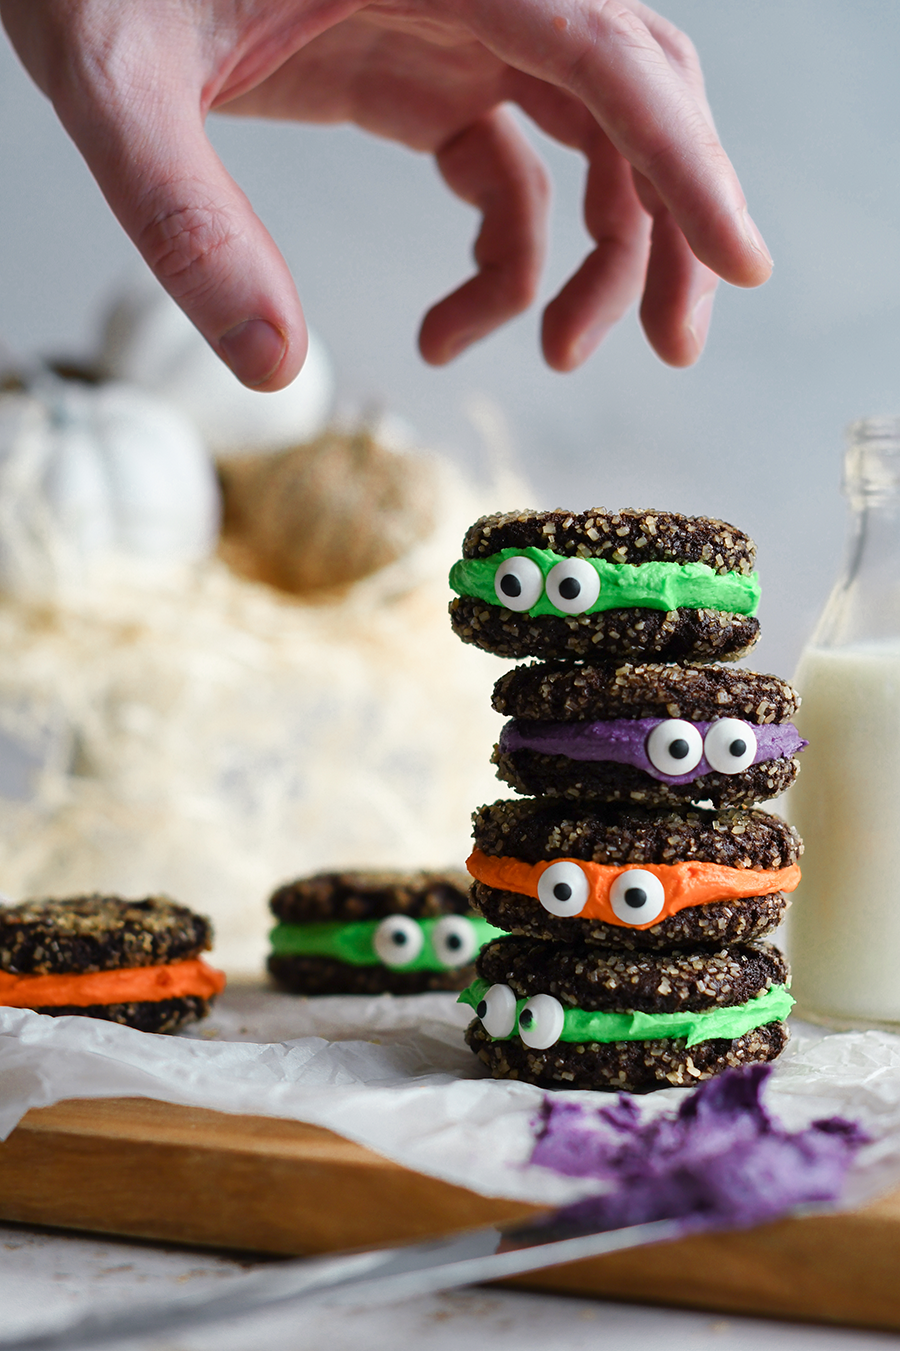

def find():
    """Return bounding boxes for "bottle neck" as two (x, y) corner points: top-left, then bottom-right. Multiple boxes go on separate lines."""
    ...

(815, 421), (900, 648)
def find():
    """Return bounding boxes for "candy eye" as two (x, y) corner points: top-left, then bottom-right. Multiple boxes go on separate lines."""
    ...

(431, 915), (478, 968)
(704, 719), (758, 774)
(609, 869), (666, 925)
(646, 719), (704, 775)
(494, 556), (544, 612)
(517, 994), (565, 1049)
(476, 982), (518, 1037)
(537, 860), (590, 917)
(373, 915), (424, 968)
(544, 558), (601, 615)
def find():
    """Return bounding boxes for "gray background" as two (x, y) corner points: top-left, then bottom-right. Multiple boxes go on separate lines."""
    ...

(2, 0), (898, 673)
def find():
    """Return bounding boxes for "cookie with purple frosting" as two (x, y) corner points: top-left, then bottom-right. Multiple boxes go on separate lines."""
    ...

(491, 661), (806, 809)
(449, 509), (760, 663)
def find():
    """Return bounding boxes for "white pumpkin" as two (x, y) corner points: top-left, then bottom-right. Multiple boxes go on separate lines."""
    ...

(99, 280), (335, 457)
(0, 375), (221, 596)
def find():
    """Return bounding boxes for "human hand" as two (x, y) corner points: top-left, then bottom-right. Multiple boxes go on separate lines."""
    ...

(1, 0), (772, 389)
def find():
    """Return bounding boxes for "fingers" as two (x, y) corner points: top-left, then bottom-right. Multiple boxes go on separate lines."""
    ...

(510, 85), (650, 370)
(460, 0), (772, 289)
(637, 182), (719, 366)
(419, 107), (550, 365)
(49, 35), (306, 389)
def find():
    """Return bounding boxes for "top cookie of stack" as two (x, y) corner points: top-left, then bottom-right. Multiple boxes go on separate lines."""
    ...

(449, 508), (759, 663)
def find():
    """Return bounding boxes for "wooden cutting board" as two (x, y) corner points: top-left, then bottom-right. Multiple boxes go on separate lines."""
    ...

(2, 1096), (900, 1333)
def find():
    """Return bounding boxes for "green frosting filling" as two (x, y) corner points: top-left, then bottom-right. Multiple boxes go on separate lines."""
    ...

(269, 917), (503, 972)
(458, 979), (794, 1048)
(449, 548), (760, 617)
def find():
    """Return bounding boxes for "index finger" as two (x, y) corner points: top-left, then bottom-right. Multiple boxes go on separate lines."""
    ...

(470, 0), (772, 286)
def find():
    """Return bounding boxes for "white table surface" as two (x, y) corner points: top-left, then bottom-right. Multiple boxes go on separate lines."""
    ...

(1, 1221), (896, 1351)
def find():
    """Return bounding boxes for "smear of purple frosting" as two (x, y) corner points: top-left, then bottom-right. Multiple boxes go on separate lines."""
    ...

(529, 1066), (867, 1231)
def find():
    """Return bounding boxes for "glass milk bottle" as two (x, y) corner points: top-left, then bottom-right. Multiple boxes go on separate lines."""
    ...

(788, 416), (900, 1028)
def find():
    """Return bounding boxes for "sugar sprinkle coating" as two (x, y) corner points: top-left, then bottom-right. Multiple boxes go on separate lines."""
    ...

(476, 935), (788, 1013)
(267, 952), (477, 996)
(461, 510), (756, 575)
(270, 869), (472, 925)
(492, 746), (800, 809)
(470, 880), (789, 951)
(472, 798), (803, 872)
(492, 661), (800, 724)
(0, 895), (212, 976)
(465, 1019), (788, 1092)
(450, 597), (759, 664)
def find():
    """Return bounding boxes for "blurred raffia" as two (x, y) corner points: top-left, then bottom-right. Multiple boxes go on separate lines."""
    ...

(0, 411), (522, 974)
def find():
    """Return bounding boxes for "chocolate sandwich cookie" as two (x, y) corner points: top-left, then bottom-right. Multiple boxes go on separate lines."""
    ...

(449, 509), (760, 663)
(460, 935), (792, 1091)
(468, 798), (802, 952)
(267, 869), (503, 995)
(0, 895), (225, 1033)
(491, 661), (806, 808)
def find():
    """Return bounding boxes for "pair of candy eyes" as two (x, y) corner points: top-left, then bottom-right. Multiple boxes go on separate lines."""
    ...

(476, 984), (564, 1049)
(647, 718), (758, 775)
(494, 555), (600, 615)
(538, 862), (668, 924)
(373, 914), (478, 969)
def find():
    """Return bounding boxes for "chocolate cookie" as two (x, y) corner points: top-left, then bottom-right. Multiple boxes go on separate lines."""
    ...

(491, 661), (805, 808)
(449, 510), (760, 663)
(470, 880), (788, 952)
(0, 894), (225, 1032)
(0, 895), (212, 974)
(468, 799), (801, 949)
(267, 868), (502, 995)
(460, 935), (792, 1091)
(270, 869), (472, 924)
(472, 799), (803, 870)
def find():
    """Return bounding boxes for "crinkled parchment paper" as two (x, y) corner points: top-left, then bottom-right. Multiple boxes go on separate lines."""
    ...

(3, 991), (900, 1211)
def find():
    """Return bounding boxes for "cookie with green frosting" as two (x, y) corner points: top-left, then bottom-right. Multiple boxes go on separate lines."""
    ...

(490, 660), (806, 808)
(267, 869), (502, 995)
(449, 509), (760, 662)
(461, 935), (791, 1091)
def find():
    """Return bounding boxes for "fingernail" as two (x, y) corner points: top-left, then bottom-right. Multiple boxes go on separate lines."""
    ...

(686, 290), (716, 354)
(219, 319), (286, 387)
(739, 207), (773, 268)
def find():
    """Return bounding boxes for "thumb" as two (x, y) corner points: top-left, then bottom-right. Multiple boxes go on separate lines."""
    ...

(64, 80), (306, 390)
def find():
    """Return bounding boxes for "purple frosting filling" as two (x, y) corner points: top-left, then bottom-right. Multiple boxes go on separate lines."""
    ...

(529, 1066), (867, 1233)
(499, 717), (807, 784)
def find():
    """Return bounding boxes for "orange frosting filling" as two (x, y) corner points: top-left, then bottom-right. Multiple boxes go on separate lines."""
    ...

(467, 849), (801, 930)
(0, 958), (226, 1008)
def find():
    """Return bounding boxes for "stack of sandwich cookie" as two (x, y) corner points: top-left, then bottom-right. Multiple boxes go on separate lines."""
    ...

(0, 894), (225, 1033)
(448, 507), (804, 1090)
(267, 869), (503, 995)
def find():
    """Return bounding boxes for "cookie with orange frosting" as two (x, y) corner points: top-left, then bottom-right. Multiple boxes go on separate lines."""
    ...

(449, 509), (760, 663)
(468, 798), (802, 953)
(490, 660), (806, 808)
(0, 894), (225, 1033)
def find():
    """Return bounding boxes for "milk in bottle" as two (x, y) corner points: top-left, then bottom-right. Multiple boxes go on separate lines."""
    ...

(788, 418), (900, 1027)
